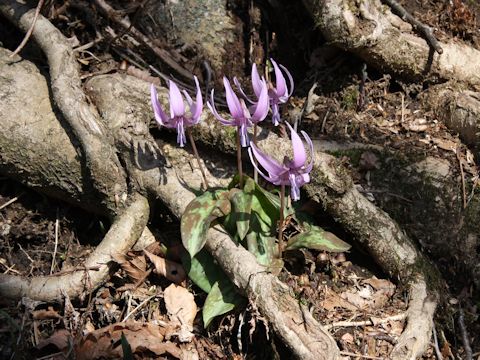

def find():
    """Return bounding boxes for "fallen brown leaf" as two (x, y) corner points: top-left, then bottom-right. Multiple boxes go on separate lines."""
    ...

(75, 322), (181, 359)
(32, 306), (61, 320)
(120, 254), (149, 283)
(321, 288), (358, 311)
(144, 250), (186, 284)
(164, 284), (197, 342)
(36, 329), (71, 352)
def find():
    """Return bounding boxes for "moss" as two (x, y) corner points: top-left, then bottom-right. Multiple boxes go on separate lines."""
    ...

(340, 86), (359, 111)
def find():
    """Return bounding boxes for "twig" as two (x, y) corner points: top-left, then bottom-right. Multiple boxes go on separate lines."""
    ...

(93, 0), (193, 80)
(456, 147), (467, 209)
(339, 351), (384, 359)
(10, 0), (45, 57)
(0, 193), (23, 210)
(458, 307), (473, 360)
(325, 313), (407, 330)
(357, 62), (368, 111)
(122, 294), (155, 322)
(432, 323), (444, 360)
(50, 208), (60, 274)
(381, 0), (443, 54)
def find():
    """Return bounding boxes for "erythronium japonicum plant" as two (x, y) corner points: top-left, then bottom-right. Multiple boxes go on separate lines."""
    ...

(150, 65), (351, 326)
(208, 76), (269, 187)
(151, 77), (209, 189)
(249, 121), (313, 253)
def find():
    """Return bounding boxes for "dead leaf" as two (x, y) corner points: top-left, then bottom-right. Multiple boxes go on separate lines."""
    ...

(119, 254), (148, 283)
(321, 288), (358, 311)
(341, 332), (354, 344)
(432, 137), (457, 152)
(32, 306), (61, 320)
(144, 250), (186, 284)
(164, 284), (197, 342)
(36, 329), (71, 352)
(403, 118), (429, 132)
(75, 322), (181, 360)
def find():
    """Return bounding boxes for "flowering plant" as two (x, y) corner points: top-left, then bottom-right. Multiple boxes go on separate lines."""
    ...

(152, 61), (350, 326)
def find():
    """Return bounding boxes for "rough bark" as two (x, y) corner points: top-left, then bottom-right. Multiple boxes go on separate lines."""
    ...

(303, 0), (480, 90)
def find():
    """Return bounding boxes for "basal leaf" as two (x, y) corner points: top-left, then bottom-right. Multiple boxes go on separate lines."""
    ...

(181, 249), (228, 293)
(181, 190), (231, 257)
(202, 281), (244, 327)
(228, 187), (253, 241)
(286, 225), (351, 252)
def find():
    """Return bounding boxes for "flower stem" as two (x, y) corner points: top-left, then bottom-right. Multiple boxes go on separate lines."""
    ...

(278, 183), (285, 257)
(253, 124), (258, 183)
(236, 127), (244, 188)
(187, 128), (209, 190)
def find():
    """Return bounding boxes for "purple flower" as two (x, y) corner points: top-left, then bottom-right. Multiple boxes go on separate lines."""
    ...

(208, 76), (269, 147)
(150, 77), (203, 147)
(234, 59), (294, 126)
(268, 59), (294, 126)
(248, 122), (313, 201)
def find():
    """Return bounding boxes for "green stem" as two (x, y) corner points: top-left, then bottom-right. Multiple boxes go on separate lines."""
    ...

(236, 127), (243, 188)
(188, 128), (209, 190)
(278, 183), (285, 257)
(253, 124), (258, 183)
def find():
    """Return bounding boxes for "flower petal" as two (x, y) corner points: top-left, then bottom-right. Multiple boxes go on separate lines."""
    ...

(250, 142), (286, 178)
(191, 76), (203, 120)
(150, 84), (169, 126)
(271, 59), (287, 98)
(301, 130), (314, 172)
(223, 77), (243, 119)
(251, 63), (263, 97)
(251, 78), (269, 123)
(248, 148), (281, 184)
(279, 63), (294, 98)
(207, 90), (234, 126)
(169, 80), (185, 117)
(286, 122), (306, 169)
(234, 77), (255, 105)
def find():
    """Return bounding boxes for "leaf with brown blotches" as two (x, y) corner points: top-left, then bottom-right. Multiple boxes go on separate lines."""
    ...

(144, 250), (186, 284)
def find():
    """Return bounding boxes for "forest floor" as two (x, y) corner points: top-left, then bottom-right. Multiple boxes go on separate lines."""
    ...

(1, 0), (479, 359)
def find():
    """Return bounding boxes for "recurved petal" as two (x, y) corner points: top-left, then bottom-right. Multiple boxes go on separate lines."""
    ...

(251, 78), (269, 123)
(279, 63), (294, 97)
(191, 76), (203, 120)
(169, 80), (185, 117)
(150, 84), (169, 126)
(251, 63), (263, 97)
(250, 142), (286, 178)
(207, 90), (233, 126)
(271, 59), (287, 97)
(223, 77), (243, 119)
(248, 148), (280, 185)
(286, 122), (307, 169)
(301, 130), (314, 172)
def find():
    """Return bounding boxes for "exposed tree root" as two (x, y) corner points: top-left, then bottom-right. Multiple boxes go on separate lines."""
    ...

(0, 194), (149, 302)
(0, 0), (127, 215)
(304, 0), (480, 90)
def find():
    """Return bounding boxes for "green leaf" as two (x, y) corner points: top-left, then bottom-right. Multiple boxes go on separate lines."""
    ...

(121, 333), (133, 360)
(286, 225), (351, 252)
(181, 190), (231, 257)
(181, 249), (228, 293)
(228, 187), (253, 241)
(202, 281), (244, 327)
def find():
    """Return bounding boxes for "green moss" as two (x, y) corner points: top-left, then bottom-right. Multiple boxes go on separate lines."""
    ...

(340, 86), (359, 110)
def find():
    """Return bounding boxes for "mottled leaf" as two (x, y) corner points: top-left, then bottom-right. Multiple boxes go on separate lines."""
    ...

(228, 187), (253, 241)
(181, 190), (231, 257)
(181, 249), (230, 294)
(202, 281), (244, 327)
(286, 225), (351, 252)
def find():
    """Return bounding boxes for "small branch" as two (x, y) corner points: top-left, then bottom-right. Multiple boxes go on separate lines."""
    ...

(380, 0), (443, 54)
(93, 0), (193, 80)
(9, 0), (45, 57)
(458, 307), (473, 360)
(50, 208), (59, 274)
(325, 312), (406, 330)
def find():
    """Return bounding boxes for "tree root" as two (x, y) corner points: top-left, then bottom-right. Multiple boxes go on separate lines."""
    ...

(0, 194), (149, 302)
(304, 0), (480, 90)
(0, 0), (127, 214)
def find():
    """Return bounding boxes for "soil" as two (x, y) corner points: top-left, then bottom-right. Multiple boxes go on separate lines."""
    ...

(1, 0), (479, 359)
